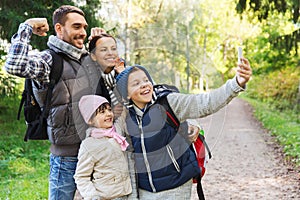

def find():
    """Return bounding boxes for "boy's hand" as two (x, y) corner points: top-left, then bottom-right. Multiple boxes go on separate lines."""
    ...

(25, 18), (49, 36)
(188, 124), (200, 143)
(236, 57), (252, 87)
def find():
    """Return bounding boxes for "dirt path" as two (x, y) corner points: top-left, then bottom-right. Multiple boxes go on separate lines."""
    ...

(191, 98), (300, 200)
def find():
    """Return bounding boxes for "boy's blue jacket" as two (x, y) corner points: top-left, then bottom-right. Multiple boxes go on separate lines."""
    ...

(126, 88), (200, 192)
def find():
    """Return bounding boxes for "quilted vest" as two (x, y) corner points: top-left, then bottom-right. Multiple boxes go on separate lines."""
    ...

(33, 54), (111, 156)
(126, 94), (200, 192)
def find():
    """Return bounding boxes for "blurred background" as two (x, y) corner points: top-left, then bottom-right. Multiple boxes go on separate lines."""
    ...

(0, 0), (299, 199)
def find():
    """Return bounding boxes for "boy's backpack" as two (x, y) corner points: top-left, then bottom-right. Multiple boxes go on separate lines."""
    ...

(17, 50), (64, 142)
(155, 84), (212, 200)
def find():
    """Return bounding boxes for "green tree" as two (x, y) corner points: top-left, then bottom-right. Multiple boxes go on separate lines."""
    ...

(236, 0), (300, 56)
(0, 0), (103, 50)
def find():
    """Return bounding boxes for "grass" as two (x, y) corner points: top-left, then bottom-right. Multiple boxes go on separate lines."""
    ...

(241, 95), (300, 167)
(0, 96), (50, 200)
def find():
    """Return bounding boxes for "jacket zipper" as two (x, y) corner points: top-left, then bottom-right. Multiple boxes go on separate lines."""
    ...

(166, 144), (181, 173)
(136, 116), (156, 192)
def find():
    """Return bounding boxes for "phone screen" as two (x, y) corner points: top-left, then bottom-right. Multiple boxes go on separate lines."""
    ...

(238, 46), (243, 64)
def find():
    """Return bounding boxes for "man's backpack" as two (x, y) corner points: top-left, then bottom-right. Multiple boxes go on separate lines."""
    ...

(155, 84), (212, 200)
(17, 50), (64, 142)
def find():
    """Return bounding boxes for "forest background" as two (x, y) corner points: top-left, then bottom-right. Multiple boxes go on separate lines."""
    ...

(0, 0), (299, 199)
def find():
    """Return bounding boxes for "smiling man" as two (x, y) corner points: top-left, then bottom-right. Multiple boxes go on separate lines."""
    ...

(4, 5), (99, 200)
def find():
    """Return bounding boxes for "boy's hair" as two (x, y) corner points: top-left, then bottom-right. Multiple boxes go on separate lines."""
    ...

(88, 34), (117, 53)
(52, 5), (85, 26)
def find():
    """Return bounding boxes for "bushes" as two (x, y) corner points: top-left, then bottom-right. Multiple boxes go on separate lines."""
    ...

(246, 66), (300, 112)
(0, 63), (23, 97)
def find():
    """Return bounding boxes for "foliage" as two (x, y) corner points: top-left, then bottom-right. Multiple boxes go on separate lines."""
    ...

(0, 0), (103, 50)
(242, 96), (300, 166)
(0, 62), (23, 97)
(245, 66), (300, 111)
(0, 95), (50, 199)
(236, 0), (300, 56)
(236, 0), (300, 24)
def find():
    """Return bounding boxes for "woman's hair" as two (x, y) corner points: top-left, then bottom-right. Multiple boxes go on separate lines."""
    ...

(88, 34), (117, 53)
(52, 5), (85, 26)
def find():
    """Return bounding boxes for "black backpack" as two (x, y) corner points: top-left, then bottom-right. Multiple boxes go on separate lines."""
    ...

(17, 50), (64, 142)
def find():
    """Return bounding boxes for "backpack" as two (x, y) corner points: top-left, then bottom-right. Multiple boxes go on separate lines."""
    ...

(155, 84), (212, 200)
(17, 50), (64, 142)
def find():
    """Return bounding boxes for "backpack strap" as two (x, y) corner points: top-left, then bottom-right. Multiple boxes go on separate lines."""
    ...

(156, 93), (180, 129)
(197, 176), (205, 200)
(41, 50), (64, 119)
(17, 80), (29, 120)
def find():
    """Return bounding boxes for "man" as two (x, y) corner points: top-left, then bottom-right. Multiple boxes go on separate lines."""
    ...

(5, 5), (104, 199)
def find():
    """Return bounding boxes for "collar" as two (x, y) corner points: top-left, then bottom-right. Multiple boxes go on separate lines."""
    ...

(47, 35), (87, 60)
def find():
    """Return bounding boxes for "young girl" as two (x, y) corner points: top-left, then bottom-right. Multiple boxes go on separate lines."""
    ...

(115, 58), (252, 199)
(74, 95), (132, 200)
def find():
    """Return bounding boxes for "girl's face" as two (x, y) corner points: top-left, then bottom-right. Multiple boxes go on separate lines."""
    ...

(127, 70), (153, 109)
(90, 103), (114, 129)
(91, 37), (118, 74)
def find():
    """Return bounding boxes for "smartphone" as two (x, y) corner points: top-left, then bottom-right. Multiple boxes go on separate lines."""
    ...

(238, 46), (243, 64)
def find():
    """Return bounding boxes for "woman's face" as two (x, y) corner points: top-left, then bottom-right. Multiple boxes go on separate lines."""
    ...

(90, 104), (114, 129)
(127, 70), (153, 109)
(91, 37), (118, 73)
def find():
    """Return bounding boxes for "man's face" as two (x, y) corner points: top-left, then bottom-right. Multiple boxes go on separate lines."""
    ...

(127, 70), (153, 109)
(91, 37), (118, 74)
(56, 12), (88, 49)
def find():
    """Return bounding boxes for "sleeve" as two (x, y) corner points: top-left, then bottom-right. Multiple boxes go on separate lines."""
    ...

(167, 77), (244, 122)
(4, 22), (52, 84)
(186, 119), (202, 129)
(114, 110), (140, 200)
(74, 142), (100, 200)
(114, 109), (128, 137)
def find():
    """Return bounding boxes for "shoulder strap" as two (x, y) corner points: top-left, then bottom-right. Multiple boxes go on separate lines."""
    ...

(17, 78), (34, 120)
(48, 49), (64, 85)
(155, 87), (180, 130)
(41, 50), (64, 118)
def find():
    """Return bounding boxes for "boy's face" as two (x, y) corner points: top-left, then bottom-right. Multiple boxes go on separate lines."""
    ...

(127, 70), (153, 109)
(91, 37), (118, 74)
(90, 104), (114, 129)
